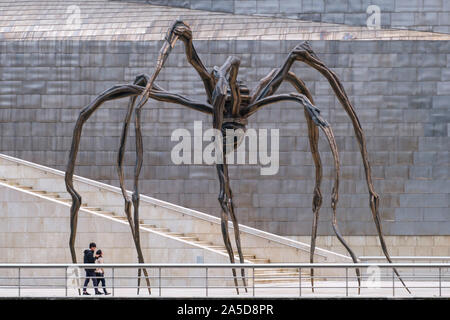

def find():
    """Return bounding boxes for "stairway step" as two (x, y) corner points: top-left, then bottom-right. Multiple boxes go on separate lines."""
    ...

(193, 241), (212, 245)
(254, 278), (299, 284)
(249, 258), (270, 263)
(34, 190), (61, 197)
(151, 227), (170, 232)
(140, 224), (156, 228)
(166, 232), (184, 237)
(97, 211), (115, 216)
(32, 190), (47, 194)
(178, 236), (199, 241)
(254, 272), (299, 277)
(183, 233), (199, 237)
(41, 192), (60, 198)
(254, 268), (300, 274)
(235, 255), (255, 259)
(209, 248), (227, 252)
(140, 224), (170, 232)
(84, 207), (103, 211)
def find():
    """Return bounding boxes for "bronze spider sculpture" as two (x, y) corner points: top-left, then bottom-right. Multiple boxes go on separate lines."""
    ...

(65, 20), (410, 294)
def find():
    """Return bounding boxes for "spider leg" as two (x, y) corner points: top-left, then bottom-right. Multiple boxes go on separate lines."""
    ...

(65, 84), (143, 267)
(227, 184), (248, 293)
(322, 124), (362, 294)
(133, 94), (145, 295)
(66, 82), (213, 295)
(211, 64), (243, 294)
(250, 68), (325, 291)
(219, 160), (248, 293)
(242, 93), (362, 292)
(135, 83), (214, 295)
(283, 72), (323, 292)
(224, 56), (241, 116)
(253, 42), (409, 293)
(136, 20), (214, 111)
(126, 23), (215, 290)
(216, 163), (240, 294)
(138, 85), (213, 294)
(249, 68), (278, 104)
(115, 74), (152, 295)
(215, 56), (248, 291)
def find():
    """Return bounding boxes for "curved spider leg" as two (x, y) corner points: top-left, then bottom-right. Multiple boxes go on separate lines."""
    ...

(136, 19), (214, 110)
(255, 42), (409, 293)
(133, 82), (214, 295)
(218, 55), (248, 291)
(124, 23), (216, 290)
(242, 93), (362, 292)
(226, 182), (248, 293)
(137, 84), (214, 294)
(250, 67), (325, 291)
(249, 68), (278, 104)
(321, 124), (362, 294)
(117, 75), (150, 227)
(133, 97), (146, 295)
(128, 23), (214, 292)
(217, 163), (240, 294)
(212, 63), (241, 294)
(66, 81), (213, 294)
(65, 84), (143, 267)
(226, 56), (241, 117)
(284, 72), (323, 292)
(295, 43), (409, 293)
(115, 74), (152, 295)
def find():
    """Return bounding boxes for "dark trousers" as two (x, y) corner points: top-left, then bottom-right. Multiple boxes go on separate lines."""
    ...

(95, 272), (108, 293)
(83, 269), (99, 292)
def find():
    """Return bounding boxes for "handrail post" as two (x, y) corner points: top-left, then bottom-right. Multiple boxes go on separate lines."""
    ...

(65, 266), (68, 297)
(18, 267), (21, 297)
(112, 267), (115, 297)
(345, 267), (348, 297)
(299, 268), (301, 297)
(252, 267), (255, 297)
(205, 267), (208, 297)
(159, 267), (162, 297)
(392, 268), (395, 297)
(439, 267), (441, 297)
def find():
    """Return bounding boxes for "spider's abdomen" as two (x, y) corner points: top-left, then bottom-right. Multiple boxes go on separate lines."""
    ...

(221, 118), (247, 153)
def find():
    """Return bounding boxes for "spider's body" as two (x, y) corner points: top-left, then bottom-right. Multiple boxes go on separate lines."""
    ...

(65, 20), (410, 295)
(219, 81), (250, 149)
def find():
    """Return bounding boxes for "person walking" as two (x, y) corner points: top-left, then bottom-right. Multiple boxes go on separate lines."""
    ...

(82, 242), (101, 295)
(95, 249), (110, 295)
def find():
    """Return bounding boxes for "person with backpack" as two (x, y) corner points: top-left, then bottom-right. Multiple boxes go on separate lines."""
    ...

(95, 249), (110, 295)
(82, 242), (101, 295)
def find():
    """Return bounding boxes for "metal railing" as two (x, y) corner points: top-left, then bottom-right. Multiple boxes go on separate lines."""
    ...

(359, 257), (450, 280)
(360, 256), (450, 262)
(0, 263), (449, 298)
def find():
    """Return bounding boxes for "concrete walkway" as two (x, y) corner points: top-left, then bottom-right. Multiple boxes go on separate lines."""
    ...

(1, 281), (448, 298)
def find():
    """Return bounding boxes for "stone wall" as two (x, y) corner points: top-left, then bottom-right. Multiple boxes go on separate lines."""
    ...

(136, 0), (450, 33)
(0, 39), (449, 237)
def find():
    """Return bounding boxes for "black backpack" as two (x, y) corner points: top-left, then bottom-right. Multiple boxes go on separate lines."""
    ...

(83, 249), (92, 263)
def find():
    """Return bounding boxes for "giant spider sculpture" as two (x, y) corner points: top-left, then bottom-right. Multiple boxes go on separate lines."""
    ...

(65, 20), (410, 294)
